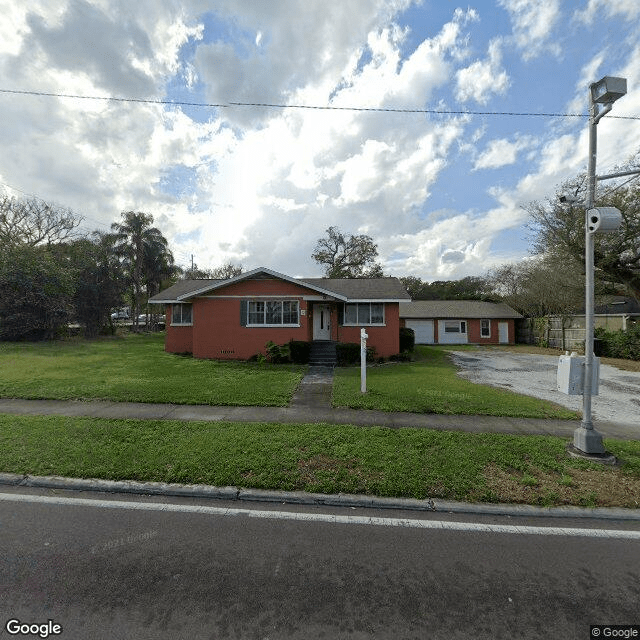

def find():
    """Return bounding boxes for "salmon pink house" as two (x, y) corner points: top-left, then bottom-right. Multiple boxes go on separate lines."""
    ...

(149, 267), (411, 360)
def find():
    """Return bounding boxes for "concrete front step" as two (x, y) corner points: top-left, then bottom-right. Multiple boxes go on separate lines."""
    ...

(309, 340), (337, 366)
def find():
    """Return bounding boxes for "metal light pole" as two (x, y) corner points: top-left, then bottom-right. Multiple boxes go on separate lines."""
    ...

(574, 76), (627, 455)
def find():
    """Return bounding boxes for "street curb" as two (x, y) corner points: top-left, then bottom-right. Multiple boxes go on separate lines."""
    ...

(1, 472), (639, 520)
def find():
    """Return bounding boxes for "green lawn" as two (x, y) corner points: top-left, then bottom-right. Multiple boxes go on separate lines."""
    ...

(1, 414), (638, 507)
(333, 346), (579, 419)
(0, 336), (578, 419)
(0, 333), (304, 406)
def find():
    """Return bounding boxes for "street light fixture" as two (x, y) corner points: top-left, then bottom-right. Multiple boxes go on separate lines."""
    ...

(590, 76), (627, 105)
(575, 76), (626, 455)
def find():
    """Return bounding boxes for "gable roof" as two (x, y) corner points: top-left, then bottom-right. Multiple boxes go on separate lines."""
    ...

(149, 267), (411, 303)
(300, 277), (410, 301)
(400, 300), (522, 319)
(149, 278), (224, 303)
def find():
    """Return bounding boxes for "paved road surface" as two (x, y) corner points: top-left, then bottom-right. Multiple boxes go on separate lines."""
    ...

(2, 486), (639, 639)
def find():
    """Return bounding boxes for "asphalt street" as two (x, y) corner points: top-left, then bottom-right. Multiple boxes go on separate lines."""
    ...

(2, 486), (639, 640)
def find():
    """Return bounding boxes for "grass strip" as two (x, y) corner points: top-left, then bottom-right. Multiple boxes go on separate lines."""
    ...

(333, 347), (579, 419)
(0, 333), (304, 406)
(1, 414), (638, 508)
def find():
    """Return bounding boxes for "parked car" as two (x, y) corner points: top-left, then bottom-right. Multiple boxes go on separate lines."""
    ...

(137, 314), (148, 323)
(110, 309), (130, 321)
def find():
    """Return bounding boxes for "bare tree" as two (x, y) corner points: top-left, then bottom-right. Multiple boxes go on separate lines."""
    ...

(210, 262), (243, 280)
(182, 262), (243, 279)
(487, 252), (585, 317)
(0, 196), (82, 247)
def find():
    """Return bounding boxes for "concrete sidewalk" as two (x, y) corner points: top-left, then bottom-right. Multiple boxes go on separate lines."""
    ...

(0, 367), (640, 440)
(0, 363), (636, 441)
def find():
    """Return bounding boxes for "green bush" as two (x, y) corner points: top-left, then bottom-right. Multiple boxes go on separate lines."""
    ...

(593, 325), (640, 360)
(265, 340), (290, 364)
(289, 340), (312, 364)
(399, 327), (415, 352)
(335, 343), (378, 365)
(336, 342), (361, 365)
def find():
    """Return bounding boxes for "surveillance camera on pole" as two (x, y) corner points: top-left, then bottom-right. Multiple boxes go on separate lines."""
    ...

(558, 194), (581, 205)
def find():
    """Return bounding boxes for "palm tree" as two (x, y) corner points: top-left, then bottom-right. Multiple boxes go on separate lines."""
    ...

(111, 211), (174, 329)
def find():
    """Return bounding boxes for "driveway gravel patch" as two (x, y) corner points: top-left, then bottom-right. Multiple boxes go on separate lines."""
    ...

(449, 350), (640, 433)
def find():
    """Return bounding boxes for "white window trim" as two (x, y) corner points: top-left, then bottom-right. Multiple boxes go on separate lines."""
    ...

(171, 303), (193, 326)
(342, 302), (386, 327)
(246, 299), (300, 327)
(480, 319), (491, 338)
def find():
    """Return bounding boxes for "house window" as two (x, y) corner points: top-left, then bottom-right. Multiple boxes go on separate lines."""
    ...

(481, 319), (491, 338)
(171, 303), (192, 325)
(247, 300), (299, 326)
(342, 303), (385, 326)
(444, 320), (466, 333)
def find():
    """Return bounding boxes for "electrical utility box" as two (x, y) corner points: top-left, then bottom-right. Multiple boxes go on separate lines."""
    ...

(557, 353), (599, 395)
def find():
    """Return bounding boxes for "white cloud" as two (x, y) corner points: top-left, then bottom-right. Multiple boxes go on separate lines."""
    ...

(2, 1), (640, 283)
(498, 0), (561, 60)
(565, 52), (608, 113)
(455, 38), (509, 104)
(574, 0), (640, 24)
(474, 135), (534, 170)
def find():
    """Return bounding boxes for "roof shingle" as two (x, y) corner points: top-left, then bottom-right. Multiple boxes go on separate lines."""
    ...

(148, 268), (410, 303)
(400, 300), (522, 319)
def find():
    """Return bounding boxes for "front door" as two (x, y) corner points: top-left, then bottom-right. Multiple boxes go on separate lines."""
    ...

(313, 304), (331, 340)
(499, 321), (509, 344)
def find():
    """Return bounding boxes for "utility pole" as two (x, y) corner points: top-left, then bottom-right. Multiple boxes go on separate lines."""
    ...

(575, 76), (627, 455)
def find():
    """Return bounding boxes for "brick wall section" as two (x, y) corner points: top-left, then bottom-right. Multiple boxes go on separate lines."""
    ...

(192, 297), (310, 360)
(337, 303), (401, 357)
(466, 318), (515, 344)
(164, 308), (193, 354)
(214, 278), (313, 297)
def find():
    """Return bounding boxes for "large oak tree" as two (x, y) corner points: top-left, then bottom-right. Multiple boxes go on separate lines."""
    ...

(312, 226), (383, 278)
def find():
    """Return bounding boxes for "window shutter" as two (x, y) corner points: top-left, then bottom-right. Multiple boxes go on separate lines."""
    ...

(338, 303), (344, 326)
(240, 300), (248, 327)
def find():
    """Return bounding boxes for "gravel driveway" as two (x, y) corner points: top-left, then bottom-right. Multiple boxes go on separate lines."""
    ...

(449, 350), (640, 430)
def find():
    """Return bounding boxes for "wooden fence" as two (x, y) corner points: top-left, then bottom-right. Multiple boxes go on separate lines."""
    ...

(516, 314), (634, 351)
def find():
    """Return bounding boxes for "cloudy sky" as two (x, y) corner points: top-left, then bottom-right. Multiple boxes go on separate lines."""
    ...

(1, 0), (639, 279)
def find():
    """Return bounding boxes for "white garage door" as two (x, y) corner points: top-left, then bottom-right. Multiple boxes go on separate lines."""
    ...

(405, 320), (434, 344)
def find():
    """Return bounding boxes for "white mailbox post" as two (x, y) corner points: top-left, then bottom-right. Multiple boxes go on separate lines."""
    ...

(360, 328), (368, 393)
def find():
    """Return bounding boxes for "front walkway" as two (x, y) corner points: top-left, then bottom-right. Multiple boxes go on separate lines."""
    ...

(289, 365), (334, 409)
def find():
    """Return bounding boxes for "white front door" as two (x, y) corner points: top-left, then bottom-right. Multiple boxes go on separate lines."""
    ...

(313, 304), (331, 340)
(499, 322), (509, 344)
